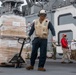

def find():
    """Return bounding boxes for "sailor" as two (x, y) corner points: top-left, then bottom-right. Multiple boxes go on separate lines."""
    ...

(70, 39), (76, 60)
(70, 39), (76, 50)
(61, 34), (73, 63)
(26, 9), (56, 71)
(52, 42), (56, 60)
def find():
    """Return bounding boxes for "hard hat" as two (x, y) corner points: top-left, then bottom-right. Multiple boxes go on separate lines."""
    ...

(38, 9), (47, 16)
(40, 9), (46, 14)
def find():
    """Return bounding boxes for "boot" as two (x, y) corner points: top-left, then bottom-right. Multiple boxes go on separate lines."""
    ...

(38, 67), (46, 71)
(68, 61), (73, 64)
(26, 66), (34, 70)
(61, 61), (66, 64)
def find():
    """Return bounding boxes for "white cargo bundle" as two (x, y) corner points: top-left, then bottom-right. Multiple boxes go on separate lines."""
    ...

(0, 14), (29, 64)
(0, 14), (27, 38)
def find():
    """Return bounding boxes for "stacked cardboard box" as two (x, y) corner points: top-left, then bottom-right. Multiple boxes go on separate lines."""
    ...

(0, 15), (26, 38)
(0, 47), (26, 63)
(0, 15), (28, 64)
(1, 26), (26, 37)
(0, 39), (27, 63)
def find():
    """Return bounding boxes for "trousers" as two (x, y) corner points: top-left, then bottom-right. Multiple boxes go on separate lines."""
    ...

(30, 37), (47, 67)
(62, 48), (71, 62)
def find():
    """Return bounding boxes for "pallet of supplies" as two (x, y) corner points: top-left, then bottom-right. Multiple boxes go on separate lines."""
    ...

(0, 14), (30, 64)
(0, 38), (27, 64)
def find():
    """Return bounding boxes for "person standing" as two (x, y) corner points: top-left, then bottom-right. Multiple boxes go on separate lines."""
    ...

(70, 40), (76, 50)
(52, 42), (56, 60)
(70, 39), (76, 60)
(61, 34), (73, 63)
(26, 9), (56, 71)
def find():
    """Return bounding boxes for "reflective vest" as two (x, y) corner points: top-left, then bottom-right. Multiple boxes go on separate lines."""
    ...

(34, 19), (49, 39)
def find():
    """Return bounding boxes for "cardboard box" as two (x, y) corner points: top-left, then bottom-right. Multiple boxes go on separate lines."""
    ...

(0, 39), (29, 63)
(0, 25), (26, 38)
(0, 38), (30, 49)
(0, 47), (26, 63)
(1, 15), (26, 26)
(0, 14), (27, 38)
(1, 30), (26, 38)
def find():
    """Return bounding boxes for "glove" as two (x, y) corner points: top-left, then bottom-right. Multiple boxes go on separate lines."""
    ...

(66, 47), (69, 49)
(52, 36), (56, 42)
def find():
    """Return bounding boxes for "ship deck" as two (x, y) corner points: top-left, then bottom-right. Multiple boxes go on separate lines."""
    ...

(0, 59), (76, 75)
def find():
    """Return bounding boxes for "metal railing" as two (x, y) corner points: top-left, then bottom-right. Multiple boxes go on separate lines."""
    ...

(52, 0), (76, 9)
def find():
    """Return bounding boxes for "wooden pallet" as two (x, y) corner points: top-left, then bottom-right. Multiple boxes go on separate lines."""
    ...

(0, 62), (15, 67)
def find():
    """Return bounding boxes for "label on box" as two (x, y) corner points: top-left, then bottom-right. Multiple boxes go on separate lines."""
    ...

(12, 22), (20, 27)
(8, 41), (17, 47)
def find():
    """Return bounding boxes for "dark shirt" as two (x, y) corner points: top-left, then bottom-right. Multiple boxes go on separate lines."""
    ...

(29, 21), (55, 37)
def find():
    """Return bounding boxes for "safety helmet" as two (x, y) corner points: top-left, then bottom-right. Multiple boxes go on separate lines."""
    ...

(38, 9), (47, 16)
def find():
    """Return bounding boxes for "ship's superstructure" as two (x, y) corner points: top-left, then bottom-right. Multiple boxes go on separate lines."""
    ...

(22, 0), (76, 16)
(0, 0), (24, 15)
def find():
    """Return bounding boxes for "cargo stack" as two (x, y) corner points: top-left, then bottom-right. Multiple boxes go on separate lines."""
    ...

(0, 15), (27, 64)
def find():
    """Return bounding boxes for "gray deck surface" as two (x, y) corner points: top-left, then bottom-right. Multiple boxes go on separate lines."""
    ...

(0, 59), (76, 75)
